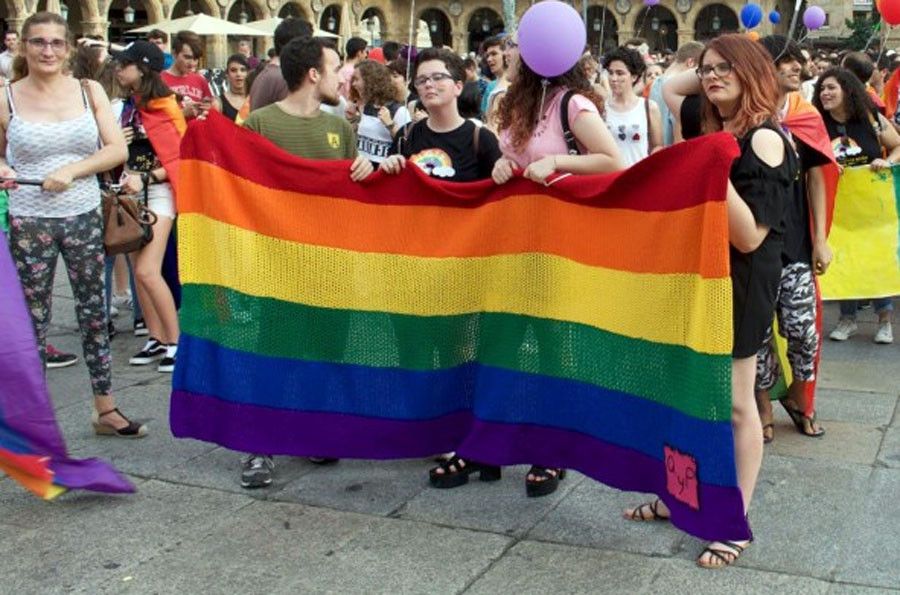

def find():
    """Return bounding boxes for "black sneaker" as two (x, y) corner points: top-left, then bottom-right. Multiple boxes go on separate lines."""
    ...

(241, 455), (274, 489)
(157, 356), (176, 373)
(133, 319), (149, 336)
(46, 344), (78, 369)
(129, 339), (166, 365)
(108, 321), (117, 340)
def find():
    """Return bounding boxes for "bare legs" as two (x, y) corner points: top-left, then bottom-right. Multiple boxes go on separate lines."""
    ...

(133, 216), (179, 346)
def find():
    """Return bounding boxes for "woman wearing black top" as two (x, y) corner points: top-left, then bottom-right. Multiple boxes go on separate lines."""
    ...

(629, 34), (798, 569)
(220, 54), (249, 123)
(813, 67), (899, 344)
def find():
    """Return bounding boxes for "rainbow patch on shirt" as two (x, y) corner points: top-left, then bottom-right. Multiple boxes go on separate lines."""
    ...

(410, 149), (456, 178)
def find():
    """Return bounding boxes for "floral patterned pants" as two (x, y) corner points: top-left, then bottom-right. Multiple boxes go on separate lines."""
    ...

(9, 208), (111, 396)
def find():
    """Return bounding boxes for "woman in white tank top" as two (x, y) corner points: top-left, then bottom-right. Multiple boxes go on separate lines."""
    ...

(603, 47), (663, 167)
(0, 12), (145, 437)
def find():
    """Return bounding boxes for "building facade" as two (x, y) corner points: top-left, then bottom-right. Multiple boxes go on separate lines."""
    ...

(0, 0), (858, 66)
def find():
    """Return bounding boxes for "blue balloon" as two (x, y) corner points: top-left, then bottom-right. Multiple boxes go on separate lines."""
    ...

(769, 10), (781, 24)
(740, 3), (763, 28)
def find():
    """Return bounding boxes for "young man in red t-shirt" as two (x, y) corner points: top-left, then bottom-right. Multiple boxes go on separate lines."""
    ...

(161, 30), (219, 119)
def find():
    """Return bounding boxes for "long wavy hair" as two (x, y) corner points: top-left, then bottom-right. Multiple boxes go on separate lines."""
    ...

(497, 56), (604, 152)
(812, 67), (875, 124)
(12, 11), (69, 81)
(349, 59), (397, 106)
(698, 34), (780, 138)
(71, 43), (124, 100)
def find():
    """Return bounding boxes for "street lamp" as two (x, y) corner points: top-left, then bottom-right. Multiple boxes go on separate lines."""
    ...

(123, 0), (135, 24)
(327, 14), (336, 31)
(239, 0), (248, 24)
(429, 18), (437, 33)
(367, 16), (376, 45)
(651, 16), (660, 31)
(481, 18), (490, 33)
(712, 14), (721, 31)
(593, 17), (601, 31)
(185, 0), (194, 16)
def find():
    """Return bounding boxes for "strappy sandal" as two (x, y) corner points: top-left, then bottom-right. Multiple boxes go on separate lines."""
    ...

(625, 498), (670, 522)
(92, 408), (148, 438)
(779, 399), (825, 438)
(697, 539), (752, 569)
(525, 466), (566, 498)
(429, 456), (501, 489)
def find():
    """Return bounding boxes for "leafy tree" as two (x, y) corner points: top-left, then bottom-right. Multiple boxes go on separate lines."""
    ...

(845, 13), (879, 51)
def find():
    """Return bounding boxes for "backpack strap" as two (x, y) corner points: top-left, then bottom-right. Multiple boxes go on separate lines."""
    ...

(395, 120), (415, 156)
(560, 90), (580, 156)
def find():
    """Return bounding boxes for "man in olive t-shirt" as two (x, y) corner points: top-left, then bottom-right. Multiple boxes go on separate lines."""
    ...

(237, 37), (373, 490)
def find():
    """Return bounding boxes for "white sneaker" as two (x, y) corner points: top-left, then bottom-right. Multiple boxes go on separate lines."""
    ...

(829, 319), (858, 341)
(109, 304), (119, 318)
(112, 291), (133, 309)
(874, 322), (894, 344)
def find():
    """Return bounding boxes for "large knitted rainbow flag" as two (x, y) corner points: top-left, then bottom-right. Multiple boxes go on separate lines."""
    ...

(171, 113), (749, 541)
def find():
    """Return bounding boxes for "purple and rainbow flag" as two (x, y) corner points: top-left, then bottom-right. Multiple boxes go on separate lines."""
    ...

(171, 113), (749, 541)
(0, 232), (134, 500)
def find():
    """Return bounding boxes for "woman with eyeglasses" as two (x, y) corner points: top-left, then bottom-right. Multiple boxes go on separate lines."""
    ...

(491, 33), (624, 498)
(349, 60), (412, 166)
(632, 34), (798, 569)
(0, 12), (146, 437)
(813, 67), (899, 345)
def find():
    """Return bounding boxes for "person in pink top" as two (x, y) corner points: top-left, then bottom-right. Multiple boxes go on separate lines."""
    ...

(160, 30), (219, 119)
(490, 34), (624, 497)
(338, 37), (368, 101)
(492, 35), (623, 186)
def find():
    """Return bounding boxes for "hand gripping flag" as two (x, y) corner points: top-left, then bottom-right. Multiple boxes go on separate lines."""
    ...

(171, 112), (750, 541)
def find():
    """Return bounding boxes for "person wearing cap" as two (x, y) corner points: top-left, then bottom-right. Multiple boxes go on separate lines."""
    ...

(0, 11), (147, 438)
(753, 35), (837, 443)
(113, 39), (186, 376)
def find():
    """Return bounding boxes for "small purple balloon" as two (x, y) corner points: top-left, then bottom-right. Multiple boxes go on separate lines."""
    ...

(644, 0), (661, 6)
(518, 1), (587, 78)
(802, 6), (826, 30)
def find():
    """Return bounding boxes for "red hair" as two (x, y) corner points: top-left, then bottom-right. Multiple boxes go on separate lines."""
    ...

(699, 34), (779, 138)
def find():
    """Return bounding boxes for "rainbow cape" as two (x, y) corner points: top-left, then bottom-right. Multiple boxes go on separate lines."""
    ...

(171, 113), (750, 541)
(0, 232), (134, 500)
(819, 165), (900, 300)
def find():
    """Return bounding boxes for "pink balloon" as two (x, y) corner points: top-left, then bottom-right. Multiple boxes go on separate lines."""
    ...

(518, 1), (587, 78)
(802, 6), (826, 30)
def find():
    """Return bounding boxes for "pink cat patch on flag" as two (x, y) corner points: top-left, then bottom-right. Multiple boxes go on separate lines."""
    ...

(664, 445), (700, 510)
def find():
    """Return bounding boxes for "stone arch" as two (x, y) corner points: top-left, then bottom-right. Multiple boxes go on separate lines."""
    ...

(107, 0), (164, 27)
(226, 0), (265, 23)
(318, 2), (340, 33)
(586, 4), (618, 56)
(170, 0), (217, 18)
(464, 6), (502, 54)
(631, 4), (677, 51)
(276, 0), (308, 20)
(691, 3), (739, 40)
(359, 6), (386, 45)
(418, 7), (449, 48)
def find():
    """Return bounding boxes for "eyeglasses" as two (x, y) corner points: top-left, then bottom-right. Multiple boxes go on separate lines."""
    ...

(696, 61), (733, 79)
(27, 37), (68, 52)
(413, 72), (455, 87)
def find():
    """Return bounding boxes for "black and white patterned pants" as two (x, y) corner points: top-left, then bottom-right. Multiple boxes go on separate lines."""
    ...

(755, 262), (819, 392)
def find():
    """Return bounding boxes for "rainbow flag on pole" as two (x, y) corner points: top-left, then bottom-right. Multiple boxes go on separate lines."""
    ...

(0, 232), (134, 500)
(171, 113), (749, 541)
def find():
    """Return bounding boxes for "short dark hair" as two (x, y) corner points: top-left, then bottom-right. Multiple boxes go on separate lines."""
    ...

(759, 35), (804, 66)
(345, 37), (367, 60)
(416, 47), (465, 82)
(227, 53), (249, 69)
(147, 29), (167, 43)
(842, 51), (875, 84)
(281, 36), (330, 92)
(172, 30), (203, 58)
(4, 30), (18, 39)
(462, 57), (477, 71)
(480, 35), (504, 54)
(602, 46), (645, 77)
(382, 41), (400, 62)
(458, 81), (481, 119)
(274, 17), (313, 54)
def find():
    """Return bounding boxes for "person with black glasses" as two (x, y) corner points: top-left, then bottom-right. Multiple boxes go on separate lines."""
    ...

(813, 67), (900, 345)
(381, 48), (502, 182)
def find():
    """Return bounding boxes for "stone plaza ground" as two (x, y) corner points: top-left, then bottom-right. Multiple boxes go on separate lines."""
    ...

(1, 273), (898, 594)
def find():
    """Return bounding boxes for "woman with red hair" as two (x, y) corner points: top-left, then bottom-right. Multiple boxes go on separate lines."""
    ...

(628, 34), (798, 569)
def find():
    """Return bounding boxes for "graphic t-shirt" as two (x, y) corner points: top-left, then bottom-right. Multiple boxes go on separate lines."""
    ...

(243, 103), (357, 160)
(161, 71), (213, 104)
(390, 119), (502, 182)
(822, 112), (883, 167)
(356, 103), (411, 164)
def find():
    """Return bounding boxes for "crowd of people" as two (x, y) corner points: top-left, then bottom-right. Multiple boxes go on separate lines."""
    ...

(0, 10), (896, 571)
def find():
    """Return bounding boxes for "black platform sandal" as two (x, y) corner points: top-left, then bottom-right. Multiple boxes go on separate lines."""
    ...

(697, 539), (752, 569)
(625, 498), (670, 522)
(429, 456), (501, 489)
(92, 408), (148, 438)
(525, 466), (566, 498)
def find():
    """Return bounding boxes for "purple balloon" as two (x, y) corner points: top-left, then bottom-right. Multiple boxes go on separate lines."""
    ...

(518, 1), (587, 78)
(644, 0), (661, 6)
(802, 6), (826, 30)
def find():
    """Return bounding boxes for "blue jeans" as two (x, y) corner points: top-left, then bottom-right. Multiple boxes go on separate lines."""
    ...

(104, 254), (143, 322)
(839, 298), (894, 319)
